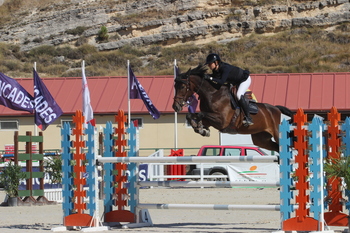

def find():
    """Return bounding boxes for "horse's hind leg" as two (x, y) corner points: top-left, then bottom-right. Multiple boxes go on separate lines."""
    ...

(251, 132), (279, 153)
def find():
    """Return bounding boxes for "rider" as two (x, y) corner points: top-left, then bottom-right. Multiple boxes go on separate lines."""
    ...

(204, 53), (253, 126)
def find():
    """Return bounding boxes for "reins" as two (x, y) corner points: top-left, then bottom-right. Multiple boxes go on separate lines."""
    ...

(174, 74), (204, 107)
(174, 66), (207, 107)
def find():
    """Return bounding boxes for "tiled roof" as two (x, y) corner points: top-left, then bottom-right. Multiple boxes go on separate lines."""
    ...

(1, 72), (350, 116)
(0, 75), (174, 116)
(250, 72), (350, 112)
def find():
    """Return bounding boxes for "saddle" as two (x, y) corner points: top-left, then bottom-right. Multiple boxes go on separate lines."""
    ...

(229, 87), (258, 114)
(218, 89), (258, 133)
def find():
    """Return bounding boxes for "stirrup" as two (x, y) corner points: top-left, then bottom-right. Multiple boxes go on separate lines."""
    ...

(243, 118), (254, 126)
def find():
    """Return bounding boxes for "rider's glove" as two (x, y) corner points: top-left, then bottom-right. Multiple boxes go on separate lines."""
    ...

(204, 75), (213, 81)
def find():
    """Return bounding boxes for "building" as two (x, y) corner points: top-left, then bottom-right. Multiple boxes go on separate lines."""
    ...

(0, 72), (349, 157)
(0, 75), (218, 157)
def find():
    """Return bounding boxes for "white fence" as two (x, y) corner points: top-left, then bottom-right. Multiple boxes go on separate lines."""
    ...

(43, 150), (279, 202)
(44, 151), (165, 203)
(44, 187), (89, 203)
(44, 188), (63, 203)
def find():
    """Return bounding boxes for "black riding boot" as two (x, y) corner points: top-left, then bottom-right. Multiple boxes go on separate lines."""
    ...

(239, 96), (254, 126)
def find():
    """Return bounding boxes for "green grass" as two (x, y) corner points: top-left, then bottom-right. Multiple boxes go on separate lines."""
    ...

(0, 24), (349, 78)
(0, 0), (348, 77)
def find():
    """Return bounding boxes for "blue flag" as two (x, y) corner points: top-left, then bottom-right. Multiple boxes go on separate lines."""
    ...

(187, 94), (198, 113)
(0, 72), (34, 113)
(33, 69), (63, 130)
(129, 66), (160, 119)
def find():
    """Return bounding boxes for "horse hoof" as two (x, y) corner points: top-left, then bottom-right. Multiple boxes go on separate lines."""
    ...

(196, 129), (203, 134)
(202, 130), (210, 137)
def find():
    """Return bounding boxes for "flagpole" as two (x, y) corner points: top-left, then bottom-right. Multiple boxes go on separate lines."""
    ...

(127, 60), (131, 127)
(82, 59), (100, 225)
(33, 62), (38, 137)
(82, 60), (85, 128)
(174, 59), (178, 150)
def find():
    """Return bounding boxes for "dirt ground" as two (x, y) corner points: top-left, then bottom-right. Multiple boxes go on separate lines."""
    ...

(0, 187), (347, 233)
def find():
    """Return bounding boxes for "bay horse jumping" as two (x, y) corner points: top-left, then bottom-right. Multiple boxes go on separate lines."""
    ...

(172, 65), (293, 153)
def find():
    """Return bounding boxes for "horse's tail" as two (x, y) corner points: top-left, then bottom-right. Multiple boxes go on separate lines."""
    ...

(275, 105), (296, 143)
(275, 105), (294, 122)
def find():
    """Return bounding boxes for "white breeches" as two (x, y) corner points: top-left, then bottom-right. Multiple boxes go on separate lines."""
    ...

(237, 76), (251, 100)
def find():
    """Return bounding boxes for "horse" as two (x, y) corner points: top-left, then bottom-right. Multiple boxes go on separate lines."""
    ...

(172, 65), (294, 153)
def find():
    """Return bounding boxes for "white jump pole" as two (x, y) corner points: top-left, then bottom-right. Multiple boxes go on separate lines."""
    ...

(138, 181), (280, 188)
(138, 203), (281, 211)
(97, 155), (279, 164)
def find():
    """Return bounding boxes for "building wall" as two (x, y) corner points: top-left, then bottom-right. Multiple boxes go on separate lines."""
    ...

(0, 113), (220, 157)
(137, 114), (219, 157)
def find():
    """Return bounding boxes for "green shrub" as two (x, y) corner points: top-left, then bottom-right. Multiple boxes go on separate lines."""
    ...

(65, 26), (88, 36)
(44, 156), (62, 184)
(77, 44), (98, 57)
(54, 46), (70, 57)
(3, 60), (21, 71)
(0, 43), (20, 58)
(0, 65), (9, 73)
(21, 63), (34, 74)
(147, 45), (162, 55)
(27, 45), (56, 57)
(324, 155), (350, 191)
(75, 36), (88, 46)
(0, 161), (26, 197)
(120, 45), (145, 57)
(32, 37), (44, 43)
(85, 66), (110, 76)
(61, 69), (82, 77)
(42, 64), (69, 76)
(97, 26), (109, 42)
(85, 50), (133, 68)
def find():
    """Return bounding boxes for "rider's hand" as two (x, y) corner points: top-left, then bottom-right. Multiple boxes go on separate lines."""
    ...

(204, 75), (213, 81)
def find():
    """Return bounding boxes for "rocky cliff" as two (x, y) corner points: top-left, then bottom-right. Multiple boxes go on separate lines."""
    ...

(0, 0), (349, 52)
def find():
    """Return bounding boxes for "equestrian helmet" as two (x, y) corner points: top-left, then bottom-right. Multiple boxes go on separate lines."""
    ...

(205, 53), (221, 64)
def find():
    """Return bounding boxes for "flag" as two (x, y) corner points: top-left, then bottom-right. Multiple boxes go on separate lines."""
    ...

(82, 62), (95, 127)
(0, 72), (34, 113)
(33, 69), (63, 130)
(187, 94), (198, 113)
(129, 66), (160, 119)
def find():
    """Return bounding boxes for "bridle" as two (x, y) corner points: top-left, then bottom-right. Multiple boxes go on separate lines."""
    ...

(173, 71), (205, 108)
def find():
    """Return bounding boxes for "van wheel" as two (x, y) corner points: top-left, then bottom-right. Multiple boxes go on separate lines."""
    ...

(208, 171), (228, 181)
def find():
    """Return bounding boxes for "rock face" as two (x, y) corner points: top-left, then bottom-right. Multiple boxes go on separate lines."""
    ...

(0, 0), (349, 51)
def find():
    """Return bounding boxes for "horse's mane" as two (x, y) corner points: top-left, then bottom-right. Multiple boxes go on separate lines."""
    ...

(176, 64), (207, 83)
(187, 64), (207, 78)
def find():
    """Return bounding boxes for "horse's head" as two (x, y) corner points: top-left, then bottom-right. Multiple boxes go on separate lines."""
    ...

(172, 68), (195, 112)
(172, 65), (207, 112)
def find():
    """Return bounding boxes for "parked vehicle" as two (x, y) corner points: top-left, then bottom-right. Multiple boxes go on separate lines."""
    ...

(187, 145), (278, 182)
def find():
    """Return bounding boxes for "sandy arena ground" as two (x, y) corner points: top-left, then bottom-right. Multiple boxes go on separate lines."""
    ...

(0, 187), (347, 233)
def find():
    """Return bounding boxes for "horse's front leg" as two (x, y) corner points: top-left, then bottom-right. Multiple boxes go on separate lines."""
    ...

(197, 119), (210, 137)
(186, 112), (210, 137)
(186, 113), (199, 128)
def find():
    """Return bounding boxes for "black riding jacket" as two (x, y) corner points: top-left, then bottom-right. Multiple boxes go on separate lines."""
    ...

(211, 62), (250, 86)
